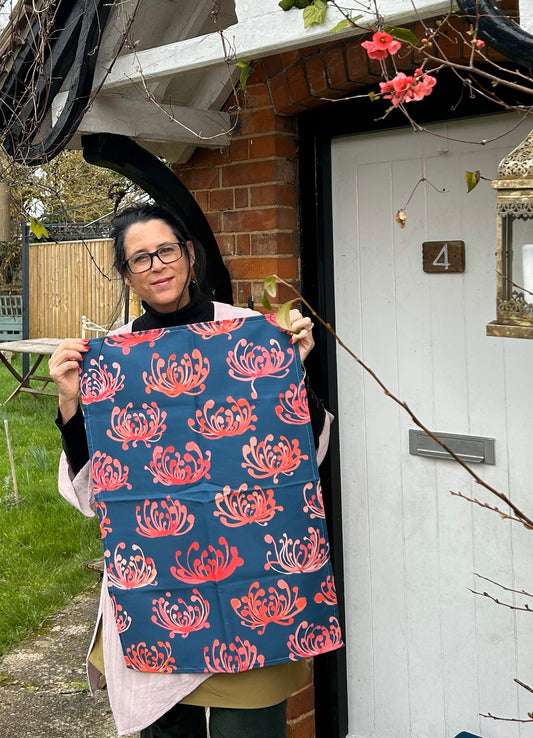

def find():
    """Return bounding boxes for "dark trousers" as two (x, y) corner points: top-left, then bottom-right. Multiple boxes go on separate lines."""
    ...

(140, 701), (287, 738)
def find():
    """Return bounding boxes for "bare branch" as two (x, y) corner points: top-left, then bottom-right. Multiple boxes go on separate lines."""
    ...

(515, 679), (533, 696)
(474, 573), (533, 599)
(468, 587), (533, 612)
(450, 490), (528, 525)
(480, 711), (533, 723)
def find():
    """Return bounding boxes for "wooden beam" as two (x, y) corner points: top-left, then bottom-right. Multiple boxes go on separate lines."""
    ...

(94, 0), (451, 92)
(52, 91), (232, 147)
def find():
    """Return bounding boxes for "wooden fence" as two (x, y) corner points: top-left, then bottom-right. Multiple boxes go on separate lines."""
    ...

(29, 239), (141, 338)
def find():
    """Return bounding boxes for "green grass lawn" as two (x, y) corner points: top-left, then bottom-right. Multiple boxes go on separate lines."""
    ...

(0, 354), (102, 656)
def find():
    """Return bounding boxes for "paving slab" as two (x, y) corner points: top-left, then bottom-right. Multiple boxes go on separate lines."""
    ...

(0, 582), (139, 738)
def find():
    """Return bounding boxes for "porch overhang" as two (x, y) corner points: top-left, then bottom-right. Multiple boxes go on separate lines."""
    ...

(0, 0), (532, 164)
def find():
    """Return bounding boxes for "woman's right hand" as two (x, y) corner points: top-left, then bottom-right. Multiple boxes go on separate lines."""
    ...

(48, 338), (89, 422)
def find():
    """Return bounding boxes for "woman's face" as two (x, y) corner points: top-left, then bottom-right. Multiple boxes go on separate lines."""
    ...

(123, 219), (194, 313)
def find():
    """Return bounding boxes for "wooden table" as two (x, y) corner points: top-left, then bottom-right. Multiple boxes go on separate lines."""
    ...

(0, 338), (62, 403)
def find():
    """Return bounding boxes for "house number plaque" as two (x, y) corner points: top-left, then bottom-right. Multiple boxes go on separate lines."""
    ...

(422, 241), (465, 273)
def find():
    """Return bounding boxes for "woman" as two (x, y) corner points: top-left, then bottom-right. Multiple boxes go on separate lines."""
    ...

(49, 204), (332, 738)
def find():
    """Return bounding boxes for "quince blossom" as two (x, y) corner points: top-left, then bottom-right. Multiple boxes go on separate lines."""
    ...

(379, 69), (436, 107)
(361, 31), (401, 60)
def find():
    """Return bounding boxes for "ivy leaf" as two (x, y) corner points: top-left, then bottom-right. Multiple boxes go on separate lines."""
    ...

(303, 0), (327, 28)
(331, 15), (362, 33)
(384, 25), (419, 46)
(236, 61), (252, 89)
(264, 275), (277, 297)
(262, 275), (277, 310)
(465, 170), (480, 192)
(278, 0), (295, 9)
(262, 291), (273, 311)
(276, 300), (296, 331)
(30, 217), (48, 240)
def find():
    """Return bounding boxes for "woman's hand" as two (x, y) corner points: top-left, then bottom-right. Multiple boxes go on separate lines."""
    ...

(289, 309), (315, 365)
(48, 338), (89, 422)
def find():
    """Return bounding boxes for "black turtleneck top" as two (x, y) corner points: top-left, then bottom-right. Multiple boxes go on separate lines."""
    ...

(131, 293), (214, 331)
(56, 292), (326, 474)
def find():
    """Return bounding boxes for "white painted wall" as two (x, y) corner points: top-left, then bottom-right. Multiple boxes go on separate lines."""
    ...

(235, 0), (451, 23)
(331, 113), (533, 738)
(95, 0), (452, 92)
(520, 0), (533, 33)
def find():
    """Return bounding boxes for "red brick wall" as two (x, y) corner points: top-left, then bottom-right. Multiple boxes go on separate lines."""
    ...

(287, 666), (316, 738)
(174, 65), (301, 310)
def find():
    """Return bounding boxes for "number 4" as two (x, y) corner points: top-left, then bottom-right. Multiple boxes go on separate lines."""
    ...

(433, 243), (449, 270)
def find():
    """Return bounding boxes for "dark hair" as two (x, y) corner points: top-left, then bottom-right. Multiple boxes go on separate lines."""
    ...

(106, 203), (208, 328)
(110, 203), (190, 277)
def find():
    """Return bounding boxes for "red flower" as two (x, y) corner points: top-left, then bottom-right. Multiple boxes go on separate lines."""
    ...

(135, 495), (195, 538)
(226, 338), (294, 399)
(146, 442), (211, 485)
(171, 537), (244, 583)
(275, 380), (310, 425)
(80, 356), (124, 404)
(241, 434), (308, 483)
(111, 595), (132, 633)
(361, 31), (401, 59)
(411, 68), (437, 100)
(302, 481), (325, 519)
(143, 349), (210, 397)
(264, 527), (329, 575)
(380, 70), (437, 107)
(287, 617), (343, 659)
(95, 500), (112, 538)
(214, 483), (283, 527)
(231, 579), (306, 635)
(104, 329), (169, 355)
(188, 318), (246, 340)
(314, 575), (338, 606)
(188, 396), (256, 439)
(204, 637), (265, 673)
(152, 589), (210, 638)
(124, 641), (177, 673)
(106, 401), (167, 450)
(105, 542), (158, 589)
(91, 451), (131, 494)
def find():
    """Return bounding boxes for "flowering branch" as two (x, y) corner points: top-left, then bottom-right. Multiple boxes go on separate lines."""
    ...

(280, 1), (533, 117)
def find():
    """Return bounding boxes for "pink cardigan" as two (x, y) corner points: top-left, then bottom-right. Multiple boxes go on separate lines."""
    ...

(58, 302), (333, 736)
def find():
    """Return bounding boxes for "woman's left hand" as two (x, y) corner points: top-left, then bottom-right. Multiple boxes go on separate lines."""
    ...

(289, 309), (315, 364)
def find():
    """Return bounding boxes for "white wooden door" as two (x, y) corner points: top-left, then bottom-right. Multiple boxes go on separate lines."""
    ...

(331, 113), (533, 738)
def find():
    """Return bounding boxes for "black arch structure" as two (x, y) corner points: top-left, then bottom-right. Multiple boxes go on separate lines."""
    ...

(456, 0), (533, 67)
(82, 132), (233, 304)
(1, 0), (112, 164)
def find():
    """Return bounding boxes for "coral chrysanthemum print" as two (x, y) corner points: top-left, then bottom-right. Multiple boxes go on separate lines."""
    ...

(81, 314), (342, 674)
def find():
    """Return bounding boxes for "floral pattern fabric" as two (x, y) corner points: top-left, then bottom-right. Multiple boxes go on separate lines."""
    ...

(81, 314), (342, 674)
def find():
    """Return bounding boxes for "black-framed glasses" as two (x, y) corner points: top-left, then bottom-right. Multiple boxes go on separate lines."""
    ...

(125, 242), (184, 273)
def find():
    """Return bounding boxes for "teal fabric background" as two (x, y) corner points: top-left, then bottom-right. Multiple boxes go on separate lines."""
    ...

(81, 314), (342, 674)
